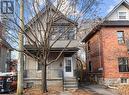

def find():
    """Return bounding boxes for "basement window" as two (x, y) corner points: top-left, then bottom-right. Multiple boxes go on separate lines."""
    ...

(121, 78), (128, 83)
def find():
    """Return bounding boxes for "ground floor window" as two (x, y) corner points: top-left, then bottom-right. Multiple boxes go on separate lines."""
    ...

(89, 61), (93, 72)
(121, 78), (128, 83)
(37, 60), (42, 70)
(118, 57), (129, 72)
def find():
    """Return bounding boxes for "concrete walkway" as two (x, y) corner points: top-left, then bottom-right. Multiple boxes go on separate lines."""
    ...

(59, 85), (119, 95)
(84, 85), (119, 95)
(60, 91), (72, 95)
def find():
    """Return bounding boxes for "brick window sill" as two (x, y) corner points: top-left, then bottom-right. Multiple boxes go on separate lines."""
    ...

(119, 72), (129, 73)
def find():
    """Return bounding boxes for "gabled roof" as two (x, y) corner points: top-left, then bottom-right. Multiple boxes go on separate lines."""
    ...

(105, 0), (129, 20)
(52, 15), (78, 26)
(82, 24), (101, 42)
(25, 2), (77, 30)
(82, 0), (129, 42)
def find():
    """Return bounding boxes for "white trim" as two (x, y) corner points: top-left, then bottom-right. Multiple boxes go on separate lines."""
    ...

(120, 78), (128, 84)
(117, 11), (128, 20)
(105, 1), (129, 20)
(64, 57), (73, 77)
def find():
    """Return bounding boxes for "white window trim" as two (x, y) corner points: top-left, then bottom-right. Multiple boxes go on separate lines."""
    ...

(117, 11), (128, 20)
(120, 78), (128, 84)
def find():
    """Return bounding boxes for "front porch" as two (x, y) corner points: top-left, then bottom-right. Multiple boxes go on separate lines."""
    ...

(23, 46), (79, 89)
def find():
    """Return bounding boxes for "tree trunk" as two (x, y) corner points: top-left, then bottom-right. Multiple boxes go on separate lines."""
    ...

(41, 60), (47, 93)
(17, 0), (24, 95)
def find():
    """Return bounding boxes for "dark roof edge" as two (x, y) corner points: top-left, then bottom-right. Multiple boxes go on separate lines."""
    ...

(82, 20), (129, 42)
(82, 24), (101, 42)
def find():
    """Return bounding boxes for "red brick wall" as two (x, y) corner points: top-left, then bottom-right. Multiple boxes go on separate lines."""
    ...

(86, 31), (102, 73)
(0, 23), (3, 37)
(101, 27), (129, 79)
(85, 26), (129, 85)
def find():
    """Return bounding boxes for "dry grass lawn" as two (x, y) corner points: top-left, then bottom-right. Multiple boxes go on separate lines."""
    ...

(23, 86), (95, 95)
(118, 85), (129, 95)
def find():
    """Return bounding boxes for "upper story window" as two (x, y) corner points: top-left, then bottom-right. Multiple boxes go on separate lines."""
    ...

(118, 12), (127, 19)
(66, 29), (75, 40)
(50, 26), (75, 40)
(118, 57), (129, 72)
(117, 31), (124, 44)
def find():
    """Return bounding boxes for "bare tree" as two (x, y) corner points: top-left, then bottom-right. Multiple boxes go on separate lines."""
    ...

(2, 0), (100, 93)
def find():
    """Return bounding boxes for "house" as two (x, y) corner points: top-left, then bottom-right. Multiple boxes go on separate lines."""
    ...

(24, 4), (79, 90)
(82, 0), (129, 86)
(0, 23), (13, 72)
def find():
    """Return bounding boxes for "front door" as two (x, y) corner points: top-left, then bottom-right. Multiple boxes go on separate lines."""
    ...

(64, 57), (73, 77)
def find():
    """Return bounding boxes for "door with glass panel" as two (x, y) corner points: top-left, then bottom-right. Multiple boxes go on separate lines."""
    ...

(64, 57), (73, 77)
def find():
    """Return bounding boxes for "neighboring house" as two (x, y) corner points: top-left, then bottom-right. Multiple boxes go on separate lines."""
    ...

(82, 0), (129, 86)
(0, 23), (13, 72)
(24, 4), (79, 89)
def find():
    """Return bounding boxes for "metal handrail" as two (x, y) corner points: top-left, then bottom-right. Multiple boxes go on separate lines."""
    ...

(62, 70), (64, 91)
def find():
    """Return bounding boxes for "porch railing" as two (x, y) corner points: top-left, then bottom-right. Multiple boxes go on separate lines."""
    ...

(24, 68), (63, 79)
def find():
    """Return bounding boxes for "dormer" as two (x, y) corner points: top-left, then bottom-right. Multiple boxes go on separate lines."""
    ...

(105, 0), (129, 21)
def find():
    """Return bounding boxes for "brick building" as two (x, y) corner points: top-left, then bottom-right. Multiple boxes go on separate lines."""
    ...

(82, 0), (129, 85)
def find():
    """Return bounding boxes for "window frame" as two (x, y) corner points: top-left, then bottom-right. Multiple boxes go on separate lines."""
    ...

(50, 26), (76, 40)
(121, 78), (128, 84)
(37, 59), (42, 71)
(117, 31), (125, 44)
(118, 11), (127, 20)
(88, 61), (93, 72)
(118, 57), (129, 72)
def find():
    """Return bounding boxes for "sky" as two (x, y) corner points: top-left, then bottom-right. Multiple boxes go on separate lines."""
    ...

(99, 0), (128, 17)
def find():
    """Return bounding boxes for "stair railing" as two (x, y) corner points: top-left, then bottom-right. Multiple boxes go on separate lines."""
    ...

(62, 70), (64, 91)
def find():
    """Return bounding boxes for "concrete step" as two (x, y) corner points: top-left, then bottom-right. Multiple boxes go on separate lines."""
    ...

(63, 77), (78, 90)
(64, 82), (77, 85)
(64, 85), (78, 88)
(64, 77), (77, 82)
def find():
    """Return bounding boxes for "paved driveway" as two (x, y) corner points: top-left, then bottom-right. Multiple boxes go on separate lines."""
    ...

(83, 85), (119, 95)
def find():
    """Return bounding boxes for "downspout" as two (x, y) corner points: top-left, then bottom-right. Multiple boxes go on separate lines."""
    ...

(98, 31), (102, 68)
(98, 30), (105, 85)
